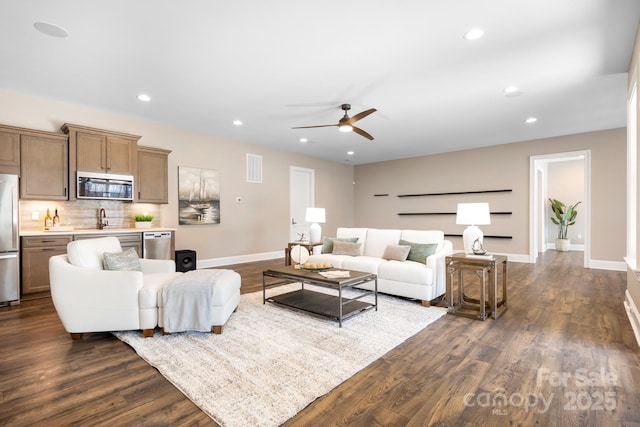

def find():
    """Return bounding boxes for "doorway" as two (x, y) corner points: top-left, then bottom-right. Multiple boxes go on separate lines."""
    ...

(529, 150), (590, 267)
(289, 166), (314, 242)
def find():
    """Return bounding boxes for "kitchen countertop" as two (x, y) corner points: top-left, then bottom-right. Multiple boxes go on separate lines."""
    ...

(20, 227), (176, 237)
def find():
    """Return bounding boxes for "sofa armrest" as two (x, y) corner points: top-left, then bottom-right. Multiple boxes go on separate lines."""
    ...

(425, 240), (453, 297)
(50, 255), (144, 306)
(140, 258), (176, 274)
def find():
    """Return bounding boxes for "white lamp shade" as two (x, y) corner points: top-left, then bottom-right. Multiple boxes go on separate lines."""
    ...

(456, 203), (491, 225)
(305, 208), (326, 223)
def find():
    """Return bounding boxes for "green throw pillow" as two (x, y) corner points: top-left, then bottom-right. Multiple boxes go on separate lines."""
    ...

(103, 247), (142, 271)
(321, 236), (359, 254)
(399, 239), (437, 263)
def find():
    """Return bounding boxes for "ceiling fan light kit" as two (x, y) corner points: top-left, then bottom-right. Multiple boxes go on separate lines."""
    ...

(292, 103), (377, 140)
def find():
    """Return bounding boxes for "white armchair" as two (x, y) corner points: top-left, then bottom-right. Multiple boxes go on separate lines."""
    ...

(49, 237), (181, 340)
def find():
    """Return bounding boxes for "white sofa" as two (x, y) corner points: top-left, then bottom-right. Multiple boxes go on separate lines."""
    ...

(306, 228), (453, 305)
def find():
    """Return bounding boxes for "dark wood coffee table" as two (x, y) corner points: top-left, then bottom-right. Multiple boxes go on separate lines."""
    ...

(262, 265), (377, 327)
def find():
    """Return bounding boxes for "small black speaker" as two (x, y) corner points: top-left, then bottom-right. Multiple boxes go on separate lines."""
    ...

(175, 250), (196, 272)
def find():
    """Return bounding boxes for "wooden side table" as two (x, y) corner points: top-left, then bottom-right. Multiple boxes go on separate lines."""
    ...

(284, 241), (322, 265)
(446, 253), (508, 320)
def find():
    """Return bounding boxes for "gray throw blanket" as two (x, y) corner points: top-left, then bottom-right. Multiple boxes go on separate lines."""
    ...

(162, 269), (229, 333)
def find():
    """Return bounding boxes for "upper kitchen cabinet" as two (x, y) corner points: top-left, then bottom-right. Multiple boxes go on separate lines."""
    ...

(20, 131), (69, 200)
(62, 123), (140, 199)
(0, 127), (20, 174)
(137, 145), (171, 204)
(0, 124), (68, 200)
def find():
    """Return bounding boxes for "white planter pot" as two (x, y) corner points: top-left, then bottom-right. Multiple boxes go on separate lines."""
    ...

(556, 238), (570, 252)
(135, 221), (152, 229)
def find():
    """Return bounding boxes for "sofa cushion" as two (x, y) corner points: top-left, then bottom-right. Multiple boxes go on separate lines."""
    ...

(400, 230), (445, 251)
(342, 256), (387, 274)
(67, 236), (122, 270)
(336, 228), (369, 255)
(321, 236), (359, 254)
(363, 229), (402, 257)
(382, 244), (411, 261)
(103, 247), (142, 271)
(399, 239), (438, 263)
(377, 260), (434, 286)
(332, 240), (362, 256)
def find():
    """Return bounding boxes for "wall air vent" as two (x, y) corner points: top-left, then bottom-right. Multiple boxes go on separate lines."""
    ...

(246, 153), (263, 183)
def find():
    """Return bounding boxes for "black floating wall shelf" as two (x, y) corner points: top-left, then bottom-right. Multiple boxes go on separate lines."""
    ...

(445, 234), (513, 239)
(398, 211), (512, 216)
(397, 189), (512, 197)
(373, 194), (389, 197)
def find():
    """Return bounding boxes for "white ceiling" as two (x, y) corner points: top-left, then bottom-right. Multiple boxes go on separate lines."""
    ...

(1, 1), (639, 164)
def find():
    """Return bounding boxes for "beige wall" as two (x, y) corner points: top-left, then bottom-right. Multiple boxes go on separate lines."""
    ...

(354, 128), (626, 262)
(1, 90), (628, 266)
(0, 90), (355, 262)
(546, 159), (585, 245)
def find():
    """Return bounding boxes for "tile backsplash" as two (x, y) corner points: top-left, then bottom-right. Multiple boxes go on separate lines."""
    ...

(19, 200), (162, 231)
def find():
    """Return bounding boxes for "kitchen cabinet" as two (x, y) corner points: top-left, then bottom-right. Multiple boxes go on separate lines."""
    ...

(20, 132), (69, 200)
(62, 123), (140, 199)
(21, 235), (72, 296)
(0, 127), (20, 174)
(137, 145), (170, 204)
(74, 232), (143, 257)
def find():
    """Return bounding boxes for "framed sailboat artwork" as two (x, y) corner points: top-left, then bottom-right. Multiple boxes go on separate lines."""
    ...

(178, 166), (220, 225)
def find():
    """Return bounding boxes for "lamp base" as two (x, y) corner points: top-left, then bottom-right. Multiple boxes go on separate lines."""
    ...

(463, 225), (483, 254)
(309, 223), (321, 244)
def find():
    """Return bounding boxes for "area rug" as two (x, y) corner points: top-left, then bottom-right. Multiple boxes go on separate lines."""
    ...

(114, 284), (446, 427)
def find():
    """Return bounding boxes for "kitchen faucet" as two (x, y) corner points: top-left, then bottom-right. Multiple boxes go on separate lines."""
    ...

(99, 208), (109, 229)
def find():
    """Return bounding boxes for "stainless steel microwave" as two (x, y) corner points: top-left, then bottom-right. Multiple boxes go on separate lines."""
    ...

(77, 171), (134, 201)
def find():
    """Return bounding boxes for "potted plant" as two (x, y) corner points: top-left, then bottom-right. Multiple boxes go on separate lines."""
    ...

(134, 213), (154, 228)
(549, 198), (580, 252)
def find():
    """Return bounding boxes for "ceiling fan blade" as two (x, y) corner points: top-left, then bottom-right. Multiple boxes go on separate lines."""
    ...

(352, 126), (374, 140)
(347, 108), (377, 125)
(291, 124), (338, 129)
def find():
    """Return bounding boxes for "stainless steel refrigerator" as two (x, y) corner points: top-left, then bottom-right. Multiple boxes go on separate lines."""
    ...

(0, 174), (19, 306)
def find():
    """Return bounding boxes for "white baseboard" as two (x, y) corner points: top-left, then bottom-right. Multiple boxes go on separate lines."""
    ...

(546, 243), (585, 251)
(624, 290), (640, 348)
(589, 259), (626, 271)
(197, 250), (282, 268)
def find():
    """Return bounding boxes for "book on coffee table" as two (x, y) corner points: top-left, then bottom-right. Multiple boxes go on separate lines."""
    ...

(319, 270), (350, 278)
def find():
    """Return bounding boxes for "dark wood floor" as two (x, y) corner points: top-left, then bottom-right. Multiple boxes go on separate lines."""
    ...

(1, 251), (638, 426)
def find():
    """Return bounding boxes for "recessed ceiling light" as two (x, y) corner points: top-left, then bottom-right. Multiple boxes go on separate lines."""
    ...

(504, 85), (524, 98)
(233, 120), (243, 126)
(347, 151), (354, 156)
(137, 94), (151, 102)
(525, 117), (538, 124)
(34, 21), (68, 38)
(300, 138), (308, 143)
(463, 28), (484, 41)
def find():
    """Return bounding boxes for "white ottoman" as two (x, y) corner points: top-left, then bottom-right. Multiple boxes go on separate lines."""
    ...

(157, 269), (241, 334)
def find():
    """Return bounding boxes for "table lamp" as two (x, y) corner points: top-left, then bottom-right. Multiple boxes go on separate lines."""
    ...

(456, 203), (491, 254)
(305, 207), (325, 243)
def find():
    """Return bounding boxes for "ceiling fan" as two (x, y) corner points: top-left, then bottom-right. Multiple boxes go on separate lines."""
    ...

(292, 104), (377, 140)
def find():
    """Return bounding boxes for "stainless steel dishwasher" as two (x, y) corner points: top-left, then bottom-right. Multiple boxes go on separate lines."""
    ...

(142, 231), (173, 260)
